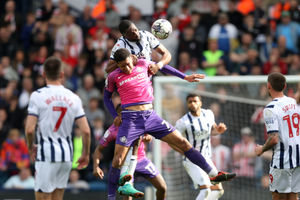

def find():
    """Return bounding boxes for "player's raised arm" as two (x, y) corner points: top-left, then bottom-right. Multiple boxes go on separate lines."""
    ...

(148, 44), (172, 75)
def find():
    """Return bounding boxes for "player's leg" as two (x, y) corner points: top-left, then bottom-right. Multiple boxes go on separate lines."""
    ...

(183, 158), (211, 200)
(146, 174), (167, 200)
(35, 191), (52, 200)
(119, 138), (141, 186)
(208, 184), (224, 200)
(161, 130), (218, 176)
(51, 189), (65, 200)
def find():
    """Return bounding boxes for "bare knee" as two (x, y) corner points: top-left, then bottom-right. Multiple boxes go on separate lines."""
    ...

(112, 154), (123, 168)
(177, 137), (192, 152)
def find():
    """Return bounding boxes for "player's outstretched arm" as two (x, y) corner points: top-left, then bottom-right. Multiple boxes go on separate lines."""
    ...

(159, 64), (205, 81)
(93, 145), (105, 179)
(25, 115), (38, 162)
(75, 116), (91, 169)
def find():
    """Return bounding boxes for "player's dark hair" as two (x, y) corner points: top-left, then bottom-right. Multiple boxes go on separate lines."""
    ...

(119, 20), (133, 34)
(43, 56), (62, 80)
(268, 72), (286, 92)
(114, 48), (131, 63)
(186, 93), (201, 101)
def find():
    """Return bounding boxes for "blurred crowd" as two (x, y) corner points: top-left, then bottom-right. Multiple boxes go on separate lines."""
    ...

(1, 0), (300, 190)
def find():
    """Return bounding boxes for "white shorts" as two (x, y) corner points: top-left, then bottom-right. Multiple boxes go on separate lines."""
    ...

(35, 161), (72, 193)
(183, 157), (217, 189)
(269, 166), (300, 193)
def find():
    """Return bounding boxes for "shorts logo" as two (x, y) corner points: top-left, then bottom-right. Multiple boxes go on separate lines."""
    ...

(269, 174), (273, 183)
(120, 136), (127, 143)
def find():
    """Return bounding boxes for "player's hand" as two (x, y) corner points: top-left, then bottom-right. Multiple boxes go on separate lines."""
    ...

(113, 116), (122, 127)
(29, 144), (38, 162)
(93, 166), (104, 179)
(76, 154), (90, 169)
(148, 63), (161, 75)
(142, 134), (152, 142)
(216, 123), (227, 134)
(255, 144), (263, 156)
(184, 74), (205, 82)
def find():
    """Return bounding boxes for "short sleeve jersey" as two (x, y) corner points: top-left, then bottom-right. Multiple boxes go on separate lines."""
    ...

(264, 96), (300, 169)
(176, 109), (215, 158)
(28, 85), (85, 162)
(105, 59), (154, 107)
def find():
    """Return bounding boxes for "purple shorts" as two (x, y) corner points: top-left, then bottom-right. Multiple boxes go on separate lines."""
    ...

(116, 110), (175, 146)
(135, 158), (159, 179)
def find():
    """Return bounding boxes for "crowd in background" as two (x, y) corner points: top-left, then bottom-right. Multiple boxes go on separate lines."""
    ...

(0, 0), (300, 190)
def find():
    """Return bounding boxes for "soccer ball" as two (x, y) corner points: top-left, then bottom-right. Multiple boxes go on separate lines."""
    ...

(151, 19), (172, 40)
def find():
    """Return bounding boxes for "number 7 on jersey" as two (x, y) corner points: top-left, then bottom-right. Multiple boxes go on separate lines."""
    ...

(53, 106), (67, 132)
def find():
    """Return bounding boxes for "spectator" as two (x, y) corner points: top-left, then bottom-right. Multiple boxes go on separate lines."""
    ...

(227, 0), (244, 29)
(250, 0), (268, 37)
(91, 117), (105, 143)
(63, 62), (79, 92)
(277, 35), (293, 65)
(77, 74), (101, 109)
(76, 5), (95, 37)
(288, 54), (300, 74)
(0, 25), (17, 58)
(85, 95), (105, 124)
(129, 8), (150, 31)
(167, 0), (184, 18)
(190, 11), (207, 45)
(288, 0), (300, 22)
(88, 15), (110, 39)
(202, 39), (225, 76)
(35, 0), (59, 22)
(0, 0), (22, 35)
(184, 57), (206, 75)
(152, 0), (167, 22)
(203, 0), (221, 30)
(232, 127), (257, 183)
(21, 12), (36, 50)
(105, 0), (121, 29)
(276, 11), (300, 53)
(211, 135), (231, 172)
(230, 32), (257, 72)
(55, 14), (83, 55)
(178, 26), (202, 61)
(177, 51), (191, 72)
(30, 21), (53, 52)
(18, 77), (33, 109)
(238, 49), (261, 75)
(241, 14), (260, 39)
(3, 167), (34, 189)
(209, 12), (238, 54)
(263, 47), (288, 75)
(177, 3), (191, 31)
(0, 108), (10, 147)
(7, 95), (26, 130)
(49, 1), (69, 28)
(68, 169), (89, 190)
(0, 129), (30, 176)
(93, 62), (106, 93)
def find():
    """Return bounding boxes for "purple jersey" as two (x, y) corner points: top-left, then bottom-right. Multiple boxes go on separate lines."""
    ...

(105, 59), (154, 107)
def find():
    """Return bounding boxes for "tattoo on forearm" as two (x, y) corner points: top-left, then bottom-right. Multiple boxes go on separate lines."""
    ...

(262, 133), (278, 153)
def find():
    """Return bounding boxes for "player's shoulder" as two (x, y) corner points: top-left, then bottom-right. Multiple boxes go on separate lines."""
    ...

(108, 68), (122, 78)
(202, 108), (214, 116)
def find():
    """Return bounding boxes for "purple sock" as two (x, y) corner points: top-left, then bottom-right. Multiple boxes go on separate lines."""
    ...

(184, 148), (212, 174)
(108, 167), (120, 200)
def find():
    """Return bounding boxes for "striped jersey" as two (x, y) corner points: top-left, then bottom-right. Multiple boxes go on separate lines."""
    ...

(176, 109), (215, 158)
(27, 85), (85, 162)
(264, 96), (300, 169)
(110, 30), (160, 61)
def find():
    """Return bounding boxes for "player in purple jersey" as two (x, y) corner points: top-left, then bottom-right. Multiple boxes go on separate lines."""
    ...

(93, 105), (166, 199)
(103, 48), (236, 196)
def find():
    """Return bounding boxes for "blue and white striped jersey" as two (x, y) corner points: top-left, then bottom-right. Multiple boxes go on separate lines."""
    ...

(110, 30), (160, 61)
(264, 96), (300, 169)
(176, 109), (215, 159)
(27, 85), (85, 162)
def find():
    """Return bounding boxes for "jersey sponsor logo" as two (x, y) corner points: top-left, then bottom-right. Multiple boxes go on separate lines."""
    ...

(120, 136), (127, 143)
(119, 73), (146, 86)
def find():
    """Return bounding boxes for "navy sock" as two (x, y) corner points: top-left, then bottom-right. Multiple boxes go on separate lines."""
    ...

(184, 148), (212, 174)
(108, 167), (120, 199)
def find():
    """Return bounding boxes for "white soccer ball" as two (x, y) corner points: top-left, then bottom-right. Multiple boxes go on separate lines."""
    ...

(151, 19), (172, 40)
